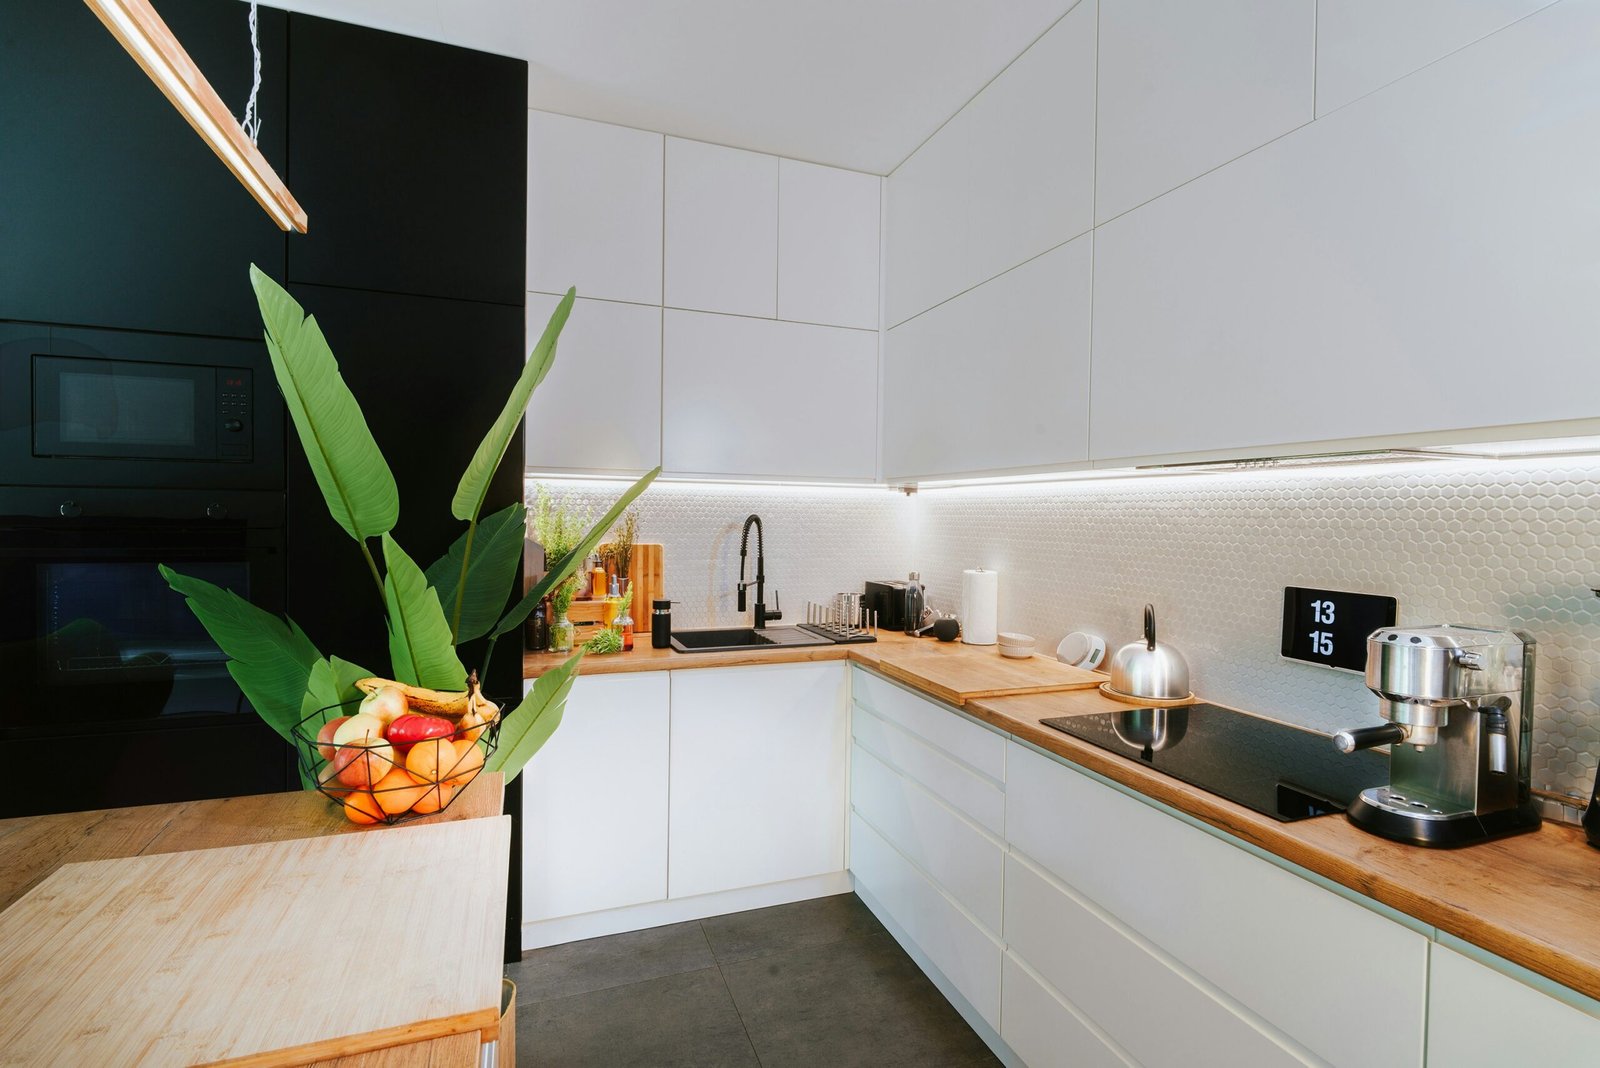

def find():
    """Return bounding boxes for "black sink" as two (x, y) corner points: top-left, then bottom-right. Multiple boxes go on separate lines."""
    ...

(670, 626), (834, 653)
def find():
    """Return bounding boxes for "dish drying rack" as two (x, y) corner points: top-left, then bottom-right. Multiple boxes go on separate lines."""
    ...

(799, 593), (879, 645)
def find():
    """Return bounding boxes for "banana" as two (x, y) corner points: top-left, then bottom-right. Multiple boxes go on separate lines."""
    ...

(355, 670), (501, 722)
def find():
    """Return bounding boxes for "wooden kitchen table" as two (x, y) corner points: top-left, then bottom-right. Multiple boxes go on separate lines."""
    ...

(0, 775), (507, 1067)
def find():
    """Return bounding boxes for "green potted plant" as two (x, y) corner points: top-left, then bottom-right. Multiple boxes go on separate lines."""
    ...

(160, 266), (657, 816)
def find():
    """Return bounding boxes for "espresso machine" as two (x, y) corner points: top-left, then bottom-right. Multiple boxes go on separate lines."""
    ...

(1332, 625), (1541, 846)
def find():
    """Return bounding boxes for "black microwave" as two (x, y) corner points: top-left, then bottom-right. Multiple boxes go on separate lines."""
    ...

(0, 324), (284, 493)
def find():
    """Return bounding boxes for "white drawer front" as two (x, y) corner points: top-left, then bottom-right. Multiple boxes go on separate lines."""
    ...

(1427, 945), (1600, 1067)
(850, 742), (1004, 934)
(850, 666), (1006, 781)
(1006, 741), (1427, 1068)
(1005, 852), (1310, 1068)
(851, 703), (1005, 836)
(1000, 953), (1131, 1068)
(849, 812), (1003, 1027)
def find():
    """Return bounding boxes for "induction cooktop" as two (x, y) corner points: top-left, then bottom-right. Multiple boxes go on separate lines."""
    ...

(1041, 703), (1389, 822)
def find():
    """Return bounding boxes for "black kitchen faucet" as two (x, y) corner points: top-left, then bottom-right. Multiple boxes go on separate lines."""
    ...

(737, 513), (781, 629)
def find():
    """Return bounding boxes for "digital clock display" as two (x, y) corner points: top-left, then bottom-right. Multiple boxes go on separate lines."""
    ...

(1280, 587), (1397, 673)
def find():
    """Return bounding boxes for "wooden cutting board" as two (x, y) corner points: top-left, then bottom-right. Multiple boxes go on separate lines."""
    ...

(0, 816), (510, 1067)
(874, 647), (1103, 705)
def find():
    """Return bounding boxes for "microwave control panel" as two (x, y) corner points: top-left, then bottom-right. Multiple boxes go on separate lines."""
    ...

(217, 369), (252, 460)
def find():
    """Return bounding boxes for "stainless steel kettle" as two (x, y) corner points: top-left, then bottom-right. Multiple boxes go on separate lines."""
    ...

(1107, 604), (1191, 701)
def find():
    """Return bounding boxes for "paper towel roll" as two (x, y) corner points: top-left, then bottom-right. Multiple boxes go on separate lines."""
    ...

(961, 569), (998, 646)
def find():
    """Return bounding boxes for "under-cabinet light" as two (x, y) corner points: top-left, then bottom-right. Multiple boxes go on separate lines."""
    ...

(83, 0), (307, 232)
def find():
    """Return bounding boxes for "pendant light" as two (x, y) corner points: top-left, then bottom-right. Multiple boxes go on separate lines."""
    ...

(82, 0), (308, 233)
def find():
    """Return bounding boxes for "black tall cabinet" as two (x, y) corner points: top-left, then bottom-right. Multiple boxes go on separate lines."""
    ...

(0, 1), (288, 338)
(2, 3), (529, 960)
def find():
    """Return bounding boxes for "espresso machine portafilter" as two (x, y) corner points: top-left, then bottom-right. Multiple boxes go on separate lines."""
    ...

(1331, 625), (1541, 847)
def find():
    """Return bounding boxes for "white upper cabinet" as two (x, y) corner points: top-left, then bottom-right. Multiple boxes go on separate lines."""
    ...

(884, 0), (1095, 328)
(1090, 1), (1600, 464)
(1094, 0), (1314, 224)
(524, 295), (661, 474)
(527, 111), (663, 305)
(1315, 0), (1554, 116)
(665, 138), (779, 318)
(662, 310), (877, 480)
(883, 235), (1091, 482)
(777, 160), (880, 330)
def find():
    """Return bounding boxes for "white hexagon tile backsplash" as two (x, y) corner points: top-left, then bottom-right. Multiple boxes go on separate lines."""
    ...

(529, 456), (1600, 811)
(913, 458), (1600, 808)
(524, 479), (915, 633)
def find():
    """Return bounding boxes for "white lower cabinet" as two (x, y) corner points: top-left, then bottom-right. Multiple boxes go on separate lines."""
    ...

(850, 812), (1004, 1028)
(850, 741), (1004, 933)
(1000, 953), (1129, 1068)
(668, 663), (849, 898)
(1426, 945), (1600, 1067)
(1005, 741), (1427, 1068)
(1004, 852), (1308, 1067)
(521, 673), (670, 921)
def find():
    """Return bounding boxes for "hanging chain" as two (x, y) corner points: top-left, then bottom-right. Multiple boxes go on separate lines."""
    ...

(239, 2), (263, 144)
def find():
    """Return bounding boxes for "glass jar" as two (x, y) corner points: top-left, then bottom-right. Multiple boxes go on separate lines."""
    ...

(549, 613), (575, 653)
(615, 608), (635, 652)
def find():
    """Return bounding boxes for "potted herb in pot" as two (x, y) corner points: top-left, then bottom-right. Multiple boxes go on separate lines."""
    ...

(160, 267), (657, 823)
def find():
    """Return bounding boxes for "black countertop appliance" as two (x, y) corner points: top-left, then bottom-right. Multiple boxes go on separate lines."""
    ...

(1042, 703), (1390, 822)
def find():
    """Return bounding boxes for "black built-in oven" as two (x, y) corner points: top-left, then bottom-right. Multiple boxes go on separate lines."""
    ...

(0, 324), (291, 817)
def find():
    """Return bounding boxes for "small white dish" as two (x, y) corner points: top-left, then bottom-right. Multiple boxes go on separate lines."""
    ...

(999, 645), (1034, 659)
(1056, 631), (1107, 670)
(997, 631), (1034, 647)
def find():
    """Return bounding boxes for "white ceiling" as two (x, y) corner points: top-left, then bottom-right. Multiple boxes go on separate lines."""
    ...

(257, 0), (1080, 174)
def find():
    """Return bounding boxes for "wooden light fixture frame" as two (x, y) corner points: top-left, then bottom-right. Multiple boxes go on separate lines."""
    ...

(83, 0), (308, 232)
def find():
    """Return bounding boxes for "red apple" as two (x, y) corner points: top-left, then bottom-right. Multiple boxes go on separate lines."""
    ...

(334, 738), (396, 789)
(316, 716), (351, 762)
(385, 713), (455, 757)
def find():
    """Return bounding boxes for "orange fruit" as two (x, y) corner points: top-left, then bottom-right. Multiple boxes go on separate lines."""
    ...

(373, 767), (428, 815)
(446, 739), (485, 786)
(410, 780), (454, 814)
(343, 790), (385, 825)
(405, 736), (457, 784)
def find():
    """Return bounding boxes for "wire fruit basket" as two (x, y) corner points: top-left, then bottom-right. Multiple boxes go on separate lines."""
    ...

(294, 698), (501, 825)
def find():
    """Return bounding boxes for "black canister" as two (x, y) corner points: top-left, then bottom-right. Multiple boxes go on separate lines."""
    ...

(652, 599), (673, 649)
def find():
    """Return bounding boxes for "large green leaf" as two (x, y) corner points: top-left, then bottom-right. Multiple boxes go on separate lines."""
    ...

(490, 467), (660, 639)
(381, 534), (468, 690)
(427, 502), (527, 644)
(160, 564), (320, 742)
(250, 264), (399, 541)
(451, 288), (573, 522)
(299, 655), (374, 720)
(486, 651), (582, 782)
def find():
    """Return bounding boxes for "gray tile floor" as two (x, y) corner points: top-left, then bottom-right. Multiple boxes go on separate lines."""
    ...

(506, 893), (1002, 1067)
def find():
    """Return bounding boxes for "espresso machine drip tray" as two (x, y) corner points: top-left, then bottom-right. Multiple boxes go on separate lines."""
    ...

(1042, 704), (1389, 822)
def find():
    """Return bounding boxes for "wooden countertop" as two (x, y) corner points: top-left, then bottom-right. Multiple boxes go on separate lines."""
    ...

(0, 771), (504, 914)
(0, 816), (509, 1067)
(528, 637), (1600, 1002)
